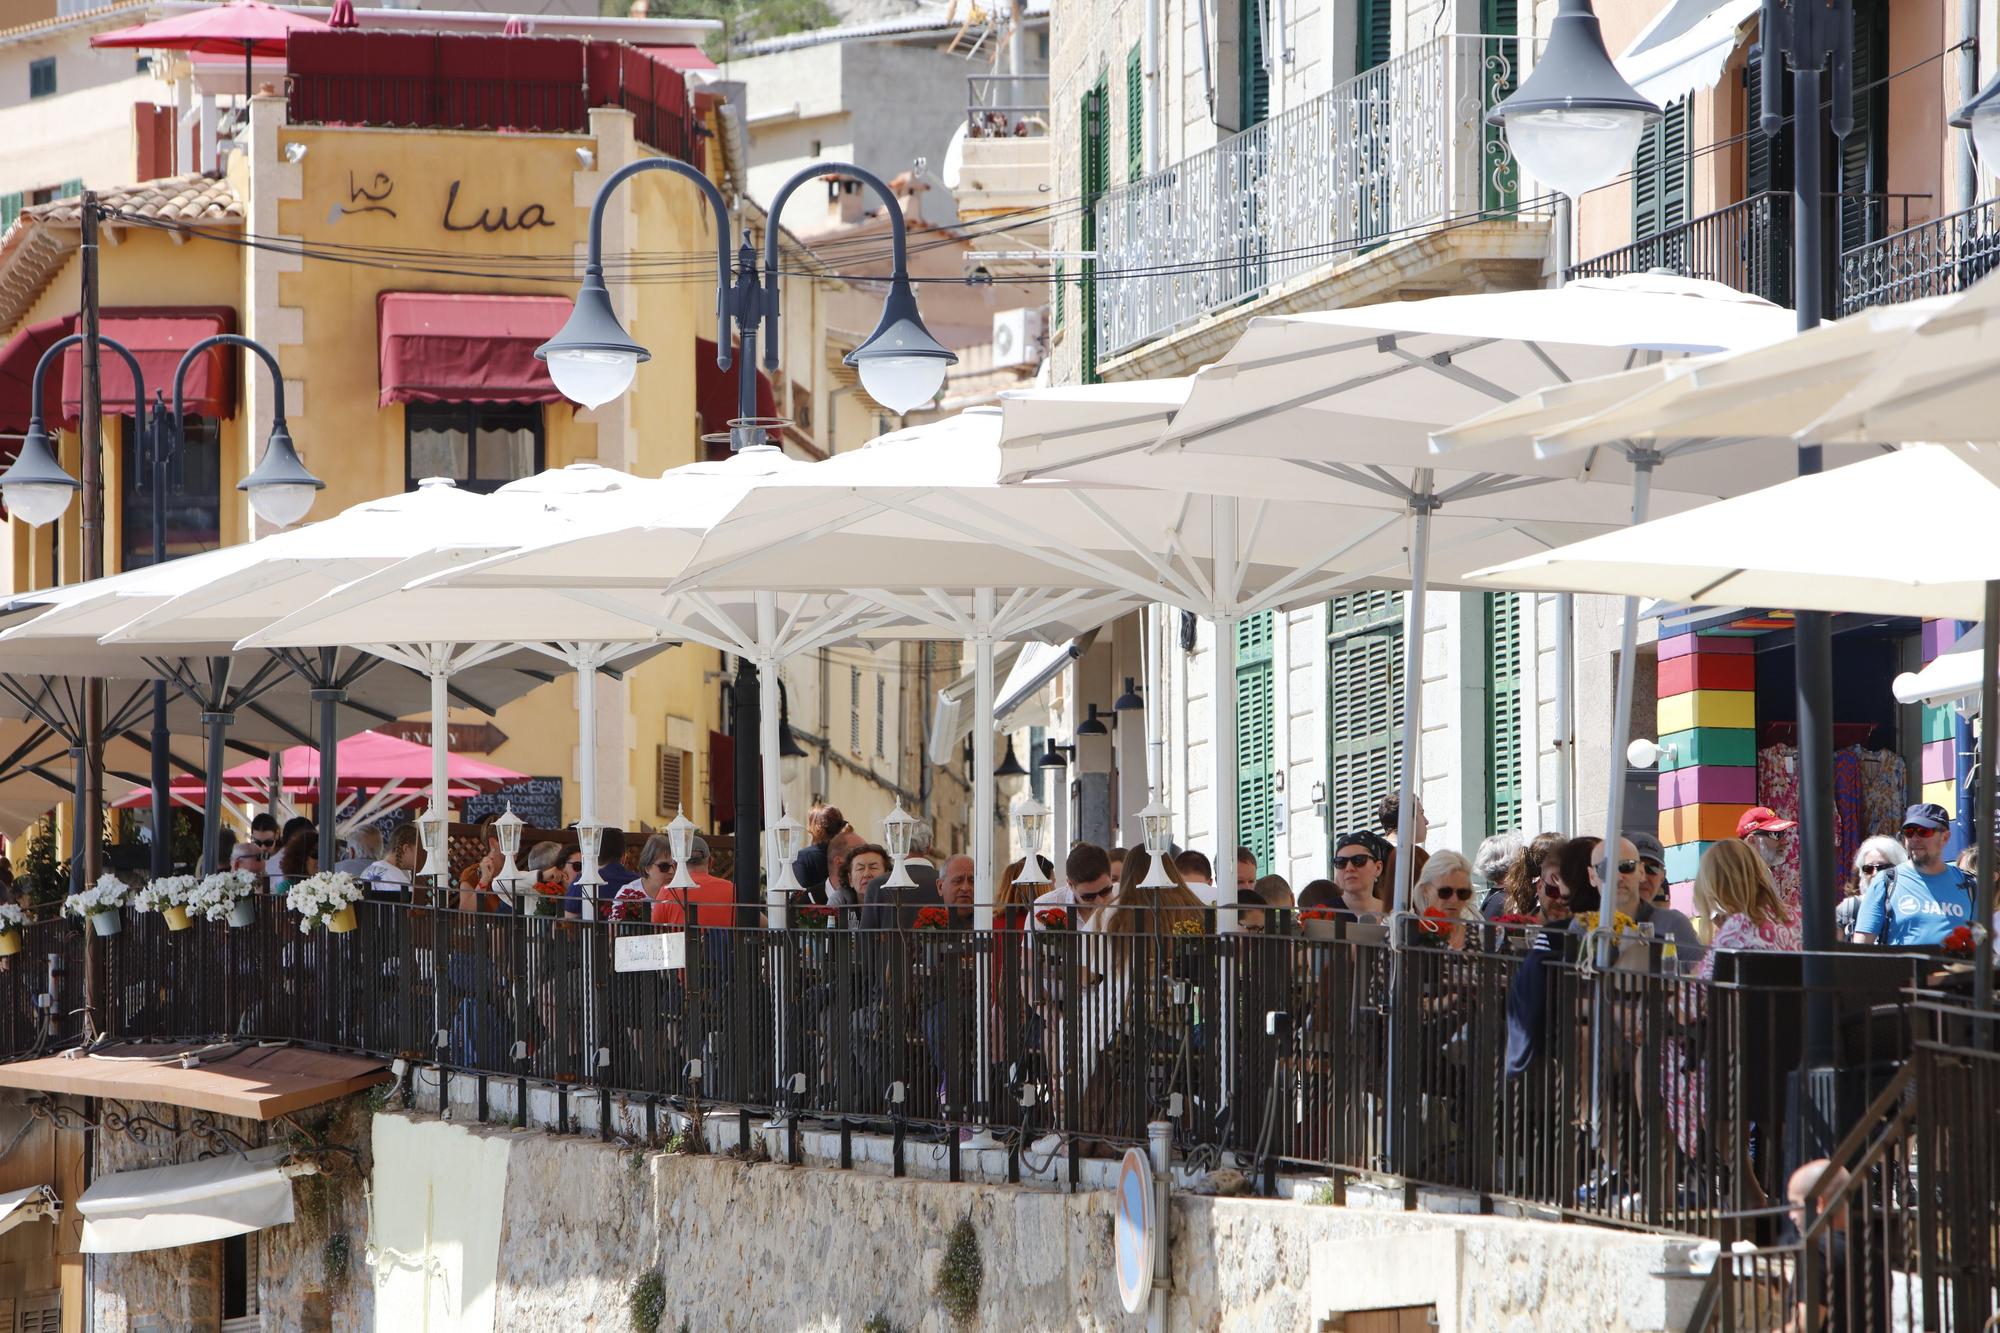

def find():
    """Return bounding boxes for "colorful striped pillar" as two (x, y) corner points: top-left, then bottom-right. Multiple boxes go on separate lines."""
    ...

(1656, 630), (1757, 892)
(1920, 618), (1959, 820)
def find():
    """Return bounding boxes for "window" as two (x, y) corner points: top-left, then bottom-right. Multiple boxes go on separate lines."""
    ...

(874, 672), (886, 757)
(1078, 77), (1108, 383)
(1325, 591), (1404, 849)
(28, 58), (54, 100)
(405, 403), (542, 494)
(1126, 44), (1144, 181)
(849, 666), (861, 752)
(1240, 0), (1270, 128)
(1235, 613), (1276, 872)
(220, 1232), (259, 1329)
(0, 194), (22, 236)
(656, 746), (690, 817)
(1482, 592), (1524, 834)
(1356, 0), (1391, 75)
(1632, 96), (1691, 243)
(120, 414), (221, 569)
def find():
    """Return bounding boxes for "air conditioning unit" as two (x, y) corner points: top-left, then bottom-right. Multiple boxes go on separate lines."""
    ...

(991, 308), (1045, 370)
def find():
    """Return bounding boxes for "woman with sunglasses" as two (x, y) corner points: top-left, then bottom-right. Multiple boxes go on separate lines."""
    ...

(1413, 850), (1478, 950)
(1839, 835), (1906, 942)
(1330, 832), (1391, 920)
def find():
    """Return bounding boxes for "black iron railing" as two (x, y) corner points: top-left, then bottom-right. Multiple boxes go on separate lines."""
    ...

(1839, 196), (2000, 315)
(15, 903), (1991, 1258)
(1571, 191), (1794, 306)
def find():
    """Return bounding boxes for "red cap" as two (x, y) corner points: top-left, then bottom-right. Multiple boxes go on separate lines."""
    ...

(1736, 806), (1798, 837)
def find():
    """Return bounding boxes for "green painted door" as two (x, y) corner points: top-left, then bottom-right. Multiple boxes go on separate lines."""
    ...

(1325, 591), (1405, 851)
(1483, 593), (1524, 833)
(1236, 613), (1277, 872)
(1480, 0), (1520, 214)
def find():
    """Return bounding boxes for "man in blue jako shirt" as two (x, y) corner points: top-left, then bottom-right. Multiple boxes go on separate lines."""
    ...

(1853, 802), (1975, 947)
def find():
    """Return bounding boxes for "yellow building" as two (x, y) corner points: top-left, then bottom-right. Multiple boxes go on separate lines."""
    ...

(0, 43), (852, 839)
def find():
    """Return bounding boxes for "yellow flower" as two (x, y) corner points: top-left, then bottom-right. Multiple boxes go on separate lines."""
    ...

(1169, 918), (1203, 937)
(1575, 911), (1639, 935)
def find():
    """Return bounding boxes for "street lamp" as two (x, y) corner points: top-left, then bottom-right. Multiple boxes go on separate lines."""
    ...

(879, 800), (918, 890)
(539, 156), (956, 916)
(1012, 795), (1048, 884)
(1484, 0), (1660, 201)
(1136, 797), (1176, 889)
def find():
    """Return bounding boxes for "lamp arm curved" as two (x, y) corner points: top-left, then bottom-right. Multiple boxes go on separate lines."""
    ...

(173, 333), (284, 430)
(25, 333), (148, 432)
(585, 158), (736, 370)
(759, 161), (911, 371)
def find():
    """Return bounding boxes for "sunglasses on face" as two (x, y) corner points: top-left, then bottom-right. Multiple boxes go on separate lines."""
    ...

(564, 860), (584, 873)
(1434, 886), (1472, 901)
(1903, 826), (1940, 838)
(1862, 862), (1893, 875)
(1077, 885), (1112, 903)
(653, 860), (674, 873)
(1332, 854), (1377, 869)
(253, 838), (277, 849)
(1542, 883), (1568, 899)
(1613, 860), (1639, 876)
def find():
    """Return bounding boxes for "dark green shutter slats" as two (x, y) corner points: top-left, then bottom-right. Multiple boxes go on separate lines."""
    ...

(1127, 44), (1144, 181)
(1484, 593), (1524, 834)
(1240, 0), (1270, 129)
(0, 194), (23, 235)
(1236, 612), (1276, 872)
(1838, 0), (1887, 253)
(1357, 0), (1391, 74)
(1632, 97), (1690, 243)
(58, 179), (83, 200)
(1080, 77), (1107, 382)
(1325, 591), (1405, 848)
(1743, 48), (1792, 198)
(1053, 259), (1064, 330)
(1480, 0), (1519, 214)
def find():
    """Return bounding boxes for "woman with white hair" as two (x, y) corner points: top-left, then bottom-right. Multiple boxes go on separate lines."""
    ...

(1415, 849), (1478, 949)
(1839, 835), (1906, 941)
(1472, 832), (1522, 916)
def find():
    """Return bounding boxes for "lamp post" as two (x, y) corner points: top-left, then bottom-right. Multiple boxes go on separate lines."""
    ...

(535, 156), (956, 918)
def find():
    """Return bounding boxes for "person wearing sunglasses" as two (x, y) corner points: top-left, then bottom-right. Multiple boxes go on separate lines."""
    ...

(1562, 834), (1703, 967)
(1839, 835), (1906, 942)
(1853, 803), (1976, 947)
(1414, 849), (1477, 949)
(1330, 831), (1391, 920)
(1736, 806), (1801, 914)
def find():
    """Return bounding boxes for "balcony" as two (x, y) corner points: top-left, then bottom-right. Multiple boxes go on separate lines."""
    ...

(1571, 191), (1793, 307)
(283, 30), (705, 166)
(1839, 195), (2000, 315)
(1091, 33), (1545, 362)
(954, 74), (1050, 280)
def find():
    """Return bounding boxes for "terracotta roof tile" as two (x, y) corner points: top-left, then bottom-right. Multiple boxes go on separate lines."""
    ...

(21, 173), (241, 231)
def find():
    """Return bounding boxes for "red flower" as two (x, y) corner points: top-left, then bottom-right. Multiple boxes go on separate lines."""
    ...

(1034, 907), (1070, 929)
(1298, 908), (1339, 921)
(912, 907), (950, 931)
(1491, 914), (1541, 926)
(1943, 925), (1976, 957)
(1417, 906), (1458, 938)
(795, 905), (835, 929)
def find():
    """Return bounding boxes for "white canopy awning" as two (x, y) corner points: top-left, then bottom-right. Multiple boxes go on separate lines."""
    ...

(78, 1146), (305, 1254)
(1616, 0), (1760, 105)
(997, 639), (1081, 727)
(1897, 625), (1983, 711)
(0, 1185), (58, 1239)
(927, 642), (1023, 767)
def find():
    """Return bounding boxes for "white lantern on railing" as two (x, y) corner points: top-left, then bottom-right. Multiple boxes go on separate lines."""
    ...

(417, 803), (448, 879)
(1137, 797), (1176, 889)
(880, 801), (917, 889)
(768, 805), (806, 896)
(494, 803), (524, 887)
(573, 820), (604, 889)
(1012, 795), (1049, 885)
(665, 808), (698, 892)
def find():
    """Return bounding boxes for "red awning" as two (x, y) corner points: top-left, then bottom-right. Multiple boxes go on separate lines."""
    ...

(58, 309), (237, 424)
(639, 44), (715, 71)
(0, 315), (73, 434)
(378, 291), (568, 407)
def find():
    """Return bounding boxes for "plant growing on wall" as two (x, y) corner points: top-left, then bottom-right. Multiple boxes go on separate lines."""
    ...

(934, 1216), (983, 1328)
(628, 1269), (666, 1333)
(18, 818), (68, 915)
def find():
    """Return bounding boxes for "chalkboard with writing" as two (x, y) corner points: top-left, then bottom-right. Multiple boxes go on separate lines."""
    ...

(463, 776), (563, 828)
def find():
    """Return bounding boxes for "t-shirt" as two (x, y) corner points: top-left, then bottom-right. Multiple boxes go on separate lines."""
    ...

(1853, 862), (1975, 947)
(649, 871), (737, 928)
(566, 859), (639, 917)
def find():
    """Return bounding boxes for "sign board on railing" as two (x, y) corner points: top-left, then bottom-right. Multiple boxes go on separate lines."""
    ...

(614, 932), (686, 973)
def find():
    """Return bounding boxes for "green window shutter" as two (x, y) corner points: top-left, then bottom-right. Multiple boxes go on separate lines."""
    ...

(1743, 49), (1792, 198)
(1631, 97), (1689, 243)
(1479, 0), (1519, 214)
(1325, 592), (1405, 847)
(1079, 77), (1108, 383)
(1127, 44), (1144, 182)
(1482, 593), (1524, 834)
(1052, 259), (1064, 330)
(1837, 0), (1886, 253)
(1239, 0), (1270, 128)
(57, 179), (83, 200)
(1235, 613), (1276, 872)
(1356, 0), (1391, 74)
(0, 194), (23, 235)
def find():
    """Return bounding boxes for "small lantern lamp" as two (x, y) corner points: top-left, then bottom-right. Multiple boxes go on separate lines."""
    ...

(1012, 796), (1049, 884)
(494, 803), (525, 887)
(417, 803), (448, 879)
(573, 821), (604, 889)
(665, 808), (698, 892)
(881, 800), (917, 889)
(1137, 797), (1177, 889)
(768, 805), (806, 896)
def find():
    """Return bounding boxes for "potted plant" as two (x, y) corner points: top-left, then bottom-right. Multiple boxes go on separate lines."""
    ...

(64, 874), (129, 937)
(1033, 906), (1071, 931)
(0, 902), (27, 956)
(189, 869), (259, 928)
(285, 871), (364, 934)
(794, 904), (836, 930)
(133, 874), (198, 931)
(1298, 906), (1342, 942)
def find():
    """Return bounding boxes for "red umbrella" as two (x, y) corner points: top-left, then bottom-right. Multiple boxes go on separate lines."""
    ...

(93, 0), (329, 99)
(329, 0), (357, 29)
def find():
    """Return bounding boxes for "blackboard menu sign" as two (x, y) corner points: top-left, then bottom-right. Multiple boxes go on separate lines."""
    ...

(464, 776), (563, 829)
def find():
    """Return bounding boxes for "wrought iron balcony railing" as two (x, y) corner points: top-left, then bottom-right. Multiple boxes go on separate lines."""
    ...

(1570, 191), (1794, 306)
(1839, 195), (2000, 315)
(966, 73), (1048, 138)
(1091, 33), (1542, 359)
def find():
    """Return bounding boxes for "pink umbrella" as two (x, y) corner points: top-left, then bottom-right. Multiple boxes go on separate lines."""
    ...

(329, 0), (358, 29)
(93, 0), (329, 99)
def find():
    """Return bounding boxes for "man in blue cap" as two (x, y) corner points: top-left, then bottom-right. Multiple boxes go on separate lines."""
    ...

(1852, 802), (1975, 947)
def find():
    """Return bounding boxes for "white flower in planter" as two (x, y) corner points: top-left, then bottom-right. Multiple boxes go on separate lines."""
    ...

(132, 875), (197, 914)
(0, 903), (27, 931)
(63, 874), (130, 920)
(187, 870), (259, 922)
(285, 871), (362, 931)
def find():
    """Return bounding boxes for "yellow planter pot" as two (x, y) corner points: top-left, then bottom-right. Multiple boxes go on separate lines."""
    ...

(0, 929), (19, 957)
(163, 906), (192, 932)
(326, 905), (359, 934)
